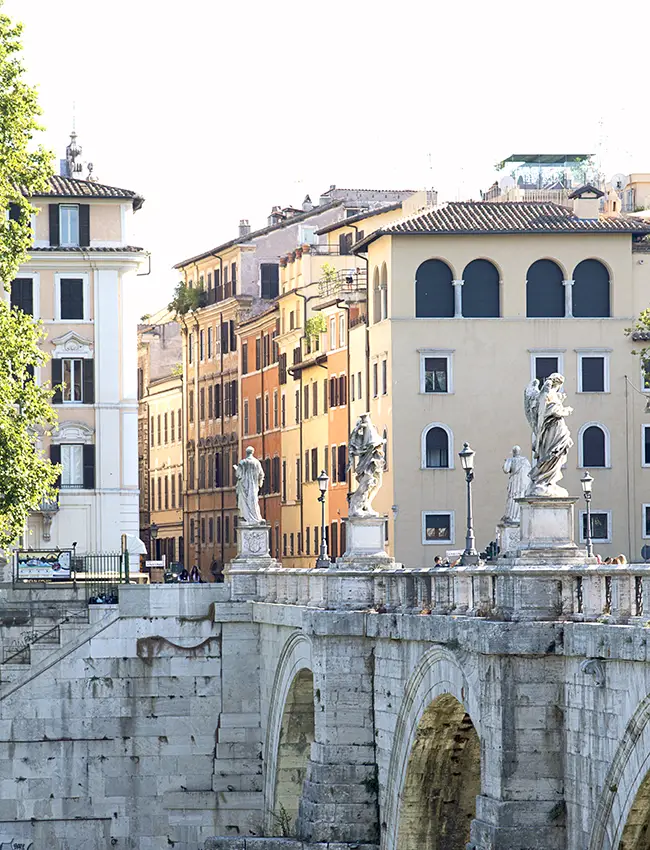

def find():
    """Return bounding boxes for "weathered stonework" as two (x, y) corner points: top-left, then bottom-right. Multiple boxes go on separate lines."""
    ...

(2, 560), (650, 849)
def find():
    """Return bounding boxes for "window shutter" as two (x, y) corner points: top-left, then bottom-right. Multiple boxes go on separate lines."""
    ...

(49, 444), (62, 489)
(215, 383), (221, 418)
(82, 359), (94, 404)
(52, 359), (63, 404)
(10, 279), (33, 316)
(231, 380), (238, 415)
(230, 320), (236, 351)
(49, 204), (60, 246)
(83, 444), (96, 489)
(221, 321), (229, 354)
(79, 205), (90, 247)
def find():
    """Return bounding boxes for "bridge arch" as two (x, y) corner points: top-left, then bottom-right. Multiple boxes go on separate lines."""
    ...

(263, 631), (314, 836)
(589, 691), (650, 850)
(384, 647), (481, 850)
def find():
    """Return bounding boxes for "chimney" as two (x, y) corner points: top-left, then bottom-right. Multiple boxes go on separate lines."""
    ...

(569, 184), (604, 219)
(239, 219), (251, 238)
(302, 194), (313, 212)
(267, 205), (284, 226)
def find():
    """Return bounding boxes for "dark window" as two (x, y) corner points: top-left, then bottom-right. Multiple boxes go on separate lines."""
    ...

(157, 415), (161, 445)
(331, 446), (336, 481)
(526, 260), (564, 318)
(263, 335), (270, 367)
(311, 447), (318, 481)
(60, 278), (84, 320)
(221, 321), (229, 354)
(242, 342), (248, 374)
(171, 475), (176, 508)
(534, 356), (559, 387)
(282, 460), (287, 501)
(164, 476), (169, 509)
(329, 377), (337, 408)
(331, 521), (338, 559)
(338, 375), (347, 405)
(200, 388), (205, 420)
(216, 516), (222, 543)
(230, 321), (236, 352)
(573, 259), (610, 318)
(340, 520), (347, 556)
(323, 379), (328, 412)
(279, 353), (287, 385)
(339, 232), (353, 255)
(582, 512), (609, 541)
(261, 263), (279, 299)
(296, 458), (301, 500)
(337, 445), (347, 483)
(190, 519), (195, 543)
(199, 330), (204, 360)
(225, 516), (230, 543)
(425, 426), (449, 468)
(304, 385), (310, 419)
(164, 412), (168, 443)
(423, 357), (448, 393)
(208, 517), (214, 543)
(199, 454), (206, 489)
(177, 409), (182, 441)
(582, 425), (606, 468)
(255, 338), (262, 370)
(214, 384), (221, 419)
(224, 382), (231, 417)
(415, 260), (454, 318)
(11, 278), (33, 315)
(215, 452), (222, 487)
(644, 426), (650, 465)
(424, 513), (451, 541)
(255, 397), (262, 433)
(581, 356), (605, 392)
(208, 386), (213, 419)
(231, 379), (238, 415)
(272, 457), (280, 493)
(281, 393), (286, 428)
(372, 363), (378, 398)
(312, 383), (318, 417)
(231, 262), (237, 295)
(178, 473), (183, 507)
(171, 410), (176, 441)
(462, 259), (500, 318)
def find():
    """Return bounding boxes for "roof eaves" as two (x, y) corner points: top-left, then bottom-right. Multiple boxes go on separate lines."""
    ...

(315, 202), (403, 235)
(174, 200), (344, 269)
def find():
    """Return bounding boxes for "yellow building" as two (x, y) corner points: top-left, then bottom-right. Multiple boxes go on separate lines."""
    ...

(138, 315), (184, 566)
(352, 191), (650, 565)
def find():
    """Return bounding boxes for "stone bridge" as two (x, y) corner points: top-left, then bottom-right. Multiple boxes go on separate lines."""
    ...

(2, 563), (650, 849)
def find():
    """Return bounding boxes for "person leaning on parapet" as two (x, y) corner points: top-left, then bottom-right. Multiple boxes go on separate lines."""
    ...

(177, 567), (190, 583)
(190, 566), (202, 583)
(434, 556), (442, 566)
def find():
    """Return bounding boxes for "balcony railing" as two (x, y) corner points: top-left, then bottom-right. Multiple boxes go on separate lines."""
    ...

(317, 268), (367, 300)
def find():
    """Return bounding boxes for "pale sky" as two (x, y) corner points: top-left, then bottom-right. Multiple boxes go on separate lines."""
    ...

(6, 0), (650, 318)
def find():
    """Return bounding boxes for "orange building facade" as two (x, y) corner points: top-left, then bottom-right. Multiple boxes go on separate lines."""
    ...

(238, 304), (282, 560)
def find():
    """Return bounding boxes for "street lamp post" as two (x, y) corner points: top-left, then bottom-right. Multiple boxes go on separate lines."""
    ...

(150, 522), (159, 560)
(315, 470), (331, 568)
(458, 442), (479, 566)
(581, 471), (594, 558)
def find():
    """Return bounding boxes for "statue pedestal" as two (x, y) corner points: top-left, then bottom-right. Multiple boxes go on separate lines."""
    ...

(231, 522), (273, 566)
(335, 516), (394, 570)
(496, 521), (521, 557)
(501, 497), (591, 564)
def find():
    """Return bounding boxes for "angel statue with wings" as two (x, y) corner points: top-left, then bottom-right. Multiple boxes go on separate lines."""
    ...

(524, 373), (574, 497)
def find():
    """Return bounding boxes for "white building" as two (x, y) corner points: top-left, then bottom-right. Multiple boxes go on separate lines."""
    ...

(16, 142), (146, 553)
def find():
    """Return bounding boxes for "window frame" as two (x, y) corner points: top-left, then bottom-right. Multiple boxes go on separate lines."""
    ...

(642, 424), (650, 468)
(529, 350), (565, 385)
(55, 273), (90, 322)
(642, 504), (650, 539)
(61, 357), (83, 403)
(576, 349), (611, 394)
(59, 204), (80, 247)
(579, 509), (612, 544)
(60, 443), (84, 488)
(577, 421), (611, 469)
(10, 273), (40, 319)
(419, 349), (454, 395)
(421, 423), (454, 470)
(421, 510), (455, 545)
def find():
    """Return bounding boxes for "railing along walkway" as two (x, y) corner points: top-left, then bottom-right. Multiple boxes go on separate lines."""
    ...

(228, 562), (650, 623)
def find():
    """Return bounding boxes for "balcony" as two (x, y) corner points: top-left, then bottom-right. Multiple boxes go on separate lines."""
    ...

(314, 268), (368, 309)
(33, 495), (59, 514)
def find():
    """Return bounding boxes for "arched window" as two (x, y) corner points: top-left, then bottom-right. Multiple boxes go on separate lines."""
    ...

(380, 263), (388, 321)
(372, 267), (381, 324)
(415, 260), (454, 318)
(573, 259), (610, 318)
(579, 423), (609, 468)
(462, 259), (500, 318)
(421, 424), (453, 469)
(526, 259), (565, 318)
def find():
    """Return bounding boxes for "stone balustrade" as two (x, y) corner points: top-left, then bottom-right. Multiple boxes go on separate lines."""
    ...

(228, 562), (650, 623)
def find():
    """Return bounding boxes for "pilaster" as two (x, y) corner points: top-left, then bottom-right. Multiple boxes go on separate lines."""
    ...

(452, 279), (464, 318)
(562, 279), (574, 318)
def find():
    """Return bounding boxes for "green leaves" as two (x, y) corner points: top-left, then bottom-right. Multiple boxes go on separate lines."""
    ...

(168, 281), (203, 317)
(0, 302), (59, 548)
(624, 308), (650, 373)
(0, 5), (58, 548)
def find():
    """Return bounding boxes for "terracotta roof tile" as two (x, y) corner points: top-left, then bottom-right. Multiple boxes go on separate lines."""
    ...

(26, 176), (144, 210)
(354, 201), (650, 250)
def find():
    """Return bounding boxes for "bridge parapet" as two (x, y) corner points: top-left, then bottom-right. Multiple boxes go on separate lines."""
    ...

(229, 562), (650, 623)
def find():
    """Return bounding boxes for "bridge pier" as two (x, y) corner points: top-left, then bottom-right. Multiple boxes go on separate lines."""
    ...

(296, 634), (379, 845)
(468, 655), (566, 850)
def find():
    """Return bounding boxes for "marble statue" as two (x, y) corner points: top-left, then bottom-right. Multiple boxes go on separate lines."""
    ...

(524, 373), (574, 497)
(501, 446), (531, 523)
(347, 413), (385, 518)
(234, 447), (264, 524)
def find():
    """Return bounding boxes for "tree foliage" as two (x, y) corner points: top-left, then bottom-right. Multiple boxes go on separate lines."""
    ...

(168, 281), (203, 318)
(625, 308), (650, 374)
(0, 5), (59, 548)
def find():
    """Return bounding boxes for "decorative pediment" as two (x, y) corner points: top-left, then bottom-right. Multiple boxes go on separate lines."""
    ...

(50, 330), (94, 359)
(51, 421), (95, 445)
